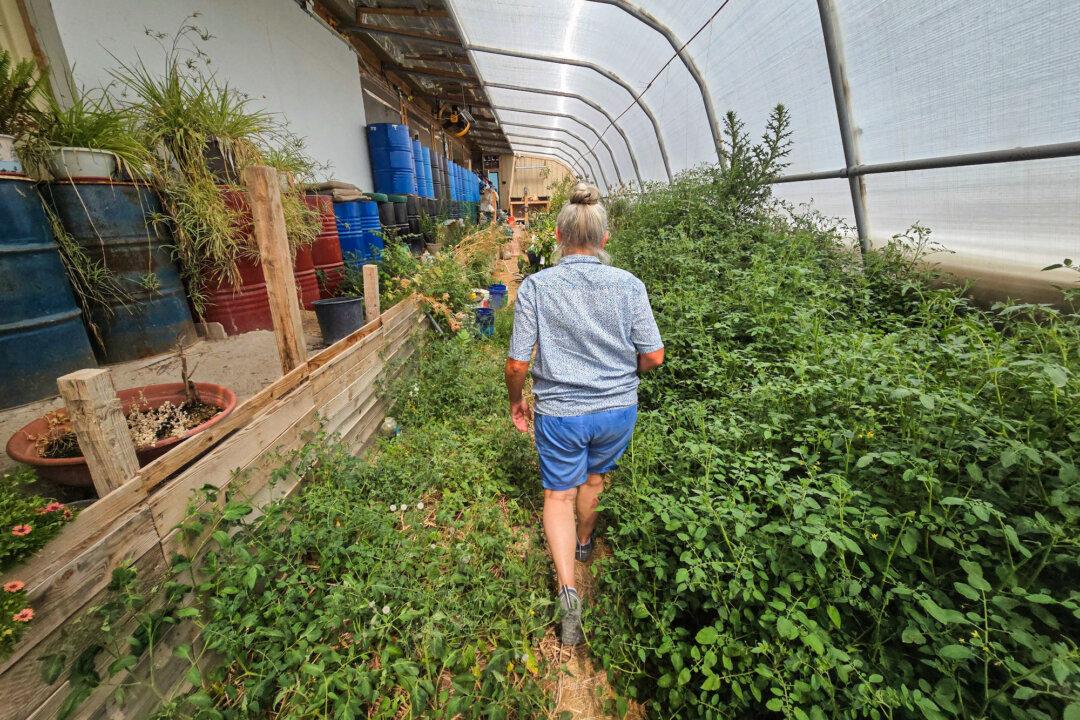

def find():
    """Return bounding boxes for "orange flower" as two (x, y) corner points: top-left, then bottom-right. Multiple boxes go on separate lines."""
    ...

(11, 525), (32, 537)
(4, 580), (25, 593)
(12, 608), (33, 623)
(38, 501), (65, 514)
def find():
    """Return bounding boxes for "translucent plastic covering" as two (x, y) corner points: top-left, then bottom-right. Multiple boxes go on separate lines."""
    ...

(447, 0), (1080, 282)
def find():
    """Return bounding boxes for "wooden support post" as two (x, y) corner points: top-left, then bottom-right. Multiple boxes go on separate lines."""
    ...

(57, 369), (139, 497)
(363, 264), (381, 324)
(244, 165), (307, 373)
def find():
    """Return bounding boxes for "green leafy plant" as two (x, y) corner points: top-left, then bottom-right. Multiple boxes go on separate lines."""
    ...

(0, 49), (45, 138)
(1, 467), (77, 657)
(586, 108), (1080, 720)
(110, 18), (317, 315)
(34, 88), (152, 178)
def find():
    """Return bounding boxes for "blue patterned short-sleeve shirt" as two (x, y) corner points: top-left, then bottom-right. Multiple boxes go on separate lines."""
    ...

(508, 254), (663, 417)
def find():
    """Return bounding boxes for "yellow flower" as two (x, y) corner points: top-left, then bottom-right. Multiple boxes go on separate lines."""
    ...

(866, 431), (875, 439)
(870, 533), (878, 540)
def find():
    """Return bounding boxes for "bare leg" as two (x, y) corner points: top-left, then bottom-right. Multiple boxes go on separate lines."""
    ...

(575, 473), (605, 544)
(543, 488), (578, 589)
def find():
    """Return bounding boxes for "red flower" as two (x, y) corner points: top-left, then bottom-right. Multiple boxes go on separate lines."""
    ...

(62, 509), (72, 520)
(37, 502), (65, 514)
(11, 525), (32, 537)
(12, 608), (34, 623)
(3, 580), (25, 593)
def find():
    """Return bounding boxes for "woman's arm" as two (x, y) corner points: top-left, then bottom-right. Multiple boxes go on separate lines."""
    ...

(505, 359), (532, 432)
(638, 347), (665, 373)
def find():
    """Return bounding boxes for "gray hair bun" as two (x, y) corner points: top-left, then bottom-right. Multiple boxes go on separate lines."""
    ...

(569, 182), (600, 206)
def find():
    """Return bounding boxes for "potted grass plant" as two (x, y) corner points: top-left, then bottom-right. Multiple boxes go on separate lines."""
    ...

(35, 89), (151, 180)
(109, 22), (319, 329)
(0, 49), (45, 174)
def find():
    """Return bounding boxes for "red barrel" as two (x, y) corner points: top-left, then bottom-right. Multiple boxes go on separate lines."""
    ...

(293, 242), (319, 310)
(306, 194), (344, 298)
(200, 188), (274, 335)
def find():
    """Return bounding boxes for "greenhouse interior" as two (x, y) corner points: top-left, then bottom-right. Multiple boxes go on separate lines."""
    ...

(0, 0), (1077, 718)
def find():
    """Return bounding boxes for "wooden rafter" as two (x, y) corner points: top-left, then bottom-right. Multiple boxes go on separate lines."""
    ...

(344, 22), (462, 47)
(357, 5), (449, 17)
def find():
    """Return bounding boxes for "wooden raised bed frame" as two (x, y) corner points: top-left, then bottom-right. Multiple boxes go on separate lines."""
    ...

(0, 166), (427, 720)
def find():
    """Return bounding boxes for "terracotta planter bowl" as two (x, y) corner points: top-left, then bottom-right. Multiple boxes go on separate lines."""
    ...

(6, 382), (237, 489)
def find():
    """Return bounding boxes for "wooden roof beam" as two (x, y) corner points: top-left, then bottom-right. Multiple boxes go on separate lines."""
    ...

(357, 5), (450, 17)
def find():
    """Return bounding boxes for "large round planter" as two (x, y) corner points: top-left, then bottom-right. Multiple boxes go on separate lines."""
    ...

(5, 382), (237, 489)
(47, 147), (117, 180)
(0, 134), (21, 174)
(313, 296), (365, 346)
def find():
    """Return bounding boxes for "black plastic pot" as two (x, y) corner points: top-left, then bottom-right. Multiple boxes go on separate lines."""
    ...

(313, 296), (365, 345)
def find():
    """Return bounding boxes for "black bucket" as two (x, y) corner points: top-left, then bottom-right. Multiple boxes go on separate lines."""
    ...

(313, 296), (365, 346)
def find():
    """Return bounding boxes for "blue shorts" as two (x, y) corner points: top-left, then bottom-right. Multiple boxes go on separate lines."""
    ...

(534, 405), (638, 491)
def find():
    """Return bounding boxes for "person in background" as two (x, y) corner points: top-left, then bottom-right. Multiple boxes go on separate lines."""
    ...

(480, 180), (499, 225)
(504, 182), (664, 645)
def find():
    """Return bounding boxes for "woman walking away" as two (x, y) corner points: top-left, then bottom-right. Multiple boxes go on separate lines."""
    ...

(504, 183), (664, 645)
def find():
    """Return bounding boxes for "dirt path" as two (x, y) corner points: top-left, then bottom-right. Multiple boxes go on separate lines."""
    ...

(494, 227), (642, 719)
(539, 541), (644, 720)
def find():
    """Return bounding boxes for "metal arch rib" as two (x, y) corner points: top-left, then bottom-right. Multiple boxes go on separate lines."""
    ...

(513, 150), (584, 183)
(501, 126), (612, 191)
(505, 133), (609, 192)
(491, 106), (626, 186)
(585, 0), (724, 169)
(512, 143), (590, 179)
(512, 144), (592, 182)
(467, 44), (673, 181)
(497, 119), (624, 187)
(485, 82), (644, 187)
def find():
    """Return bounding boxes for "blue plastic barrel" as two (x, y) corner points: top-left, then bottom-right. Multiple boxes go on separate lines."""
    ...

(366, 124), (417, 196)
(420, 146), (434, 199)
(488, 283), (507, 309)
(475, 307), (495, 337)
(0, 176), (96, 408)
(359, 199), (383, 261)
(43, 182), (195, 364)
(333, 199), (382, 267)
(412, 139), (425, 197)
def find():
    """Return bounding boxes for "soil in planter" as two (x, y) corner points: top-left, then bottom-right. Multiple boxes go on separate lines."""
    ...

(36, 400), (222, 459)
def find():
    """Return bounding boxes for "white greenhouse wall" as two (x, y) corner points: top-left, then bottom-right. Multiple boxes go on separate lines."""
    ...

(35, 0), (373, 188)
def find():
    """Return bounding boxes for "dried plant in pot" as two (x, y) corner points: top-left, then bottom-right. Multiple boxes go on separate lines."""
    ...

(5, 345), (237, 489)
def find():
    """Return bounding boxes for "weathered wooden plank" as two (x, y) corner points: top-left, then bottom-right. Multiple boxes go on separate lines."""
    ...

(0, 506), (160, 676)
(57, 369), (140, 497)
(362, 263), (381, 323)
(320, 357), (385, 434)
(0, 540), (168, 720)
(305, 315), (382, 371)
(342, 397), (389, 455)
(159, 405), (318, 561)
(245, 165), (307, 372)
(147, 384), (315, 538)
(309, 327), (385, 399)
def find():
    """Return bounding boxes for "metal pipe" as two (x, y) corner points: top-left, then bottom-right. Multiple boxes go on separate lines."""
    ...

(490, 105), (626, 186)
(775, 139), (1080, 184)
(817, 0), (870, 256)
(499, 121), (617, 187)
(584, 0), (724, 169)
(504, 132), (610, 192)
(485, 82), (644, 186)
(466, 44), (673, 181)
